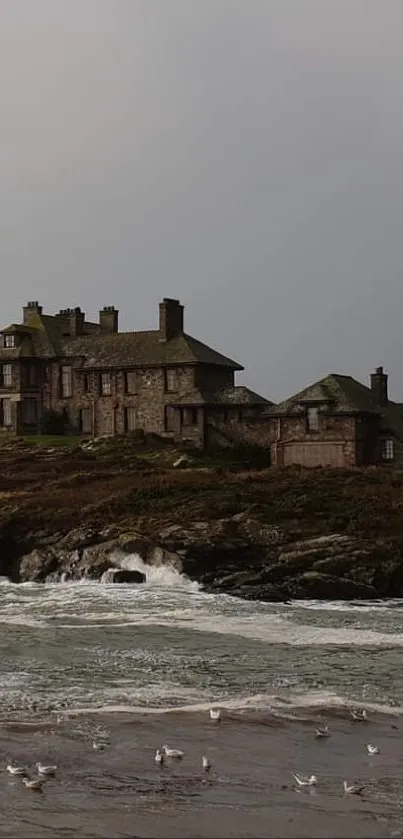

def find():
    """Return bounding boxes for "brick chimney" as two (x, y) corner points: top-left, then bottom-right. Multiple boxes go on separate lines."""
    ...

(23, 301), (43, 324)
(159, 298), (184, 342)
(99, 306), (119, 334)
(69, 307), (85, 336)
(370, 366), (388, 406)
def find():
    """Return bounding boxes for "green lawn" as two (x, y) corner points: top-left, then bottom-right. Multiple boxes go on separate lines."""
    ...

(20, 434), (87, 447)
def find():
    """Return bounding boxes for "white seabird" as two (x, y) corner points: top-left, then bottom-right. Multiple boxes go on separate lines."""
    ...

(162, 744), (184, 759)
(366, 744), (380, 755)
(154, 749), (164, 765)
(293, 773), (317, 787)
(343, 780), (365, 795)
(315, 725), (330, 738)
(209, 708), (221, 722)
(202, 755), (211, 772)
(93, 740), (106, 751)
(6, 763), (27, 776)
(22, 777), (45, 791)
(36, 762), (57, 776)
(350, 708), (368, 722)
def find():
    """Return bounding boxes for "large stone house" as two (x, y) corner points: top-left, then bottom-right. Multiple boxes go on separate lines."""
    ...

(221, 367), (403, 467)
(0, 298), (269, 444)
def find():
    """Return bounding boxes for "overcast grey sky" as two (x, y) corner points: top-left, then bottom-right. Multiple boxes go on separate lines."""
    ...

(1, 0), (403, 401)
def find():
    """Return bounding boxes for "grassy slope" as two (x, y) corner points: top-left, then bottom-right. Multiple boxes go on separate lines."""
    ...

(0, 435), (403, 553)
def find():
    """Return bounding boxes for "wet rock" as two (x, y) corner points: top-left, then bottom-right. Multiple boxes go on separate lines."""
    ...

(18, 548), (57, 582)
(100, 568), (146, 584)
(297, 571), (377, 600)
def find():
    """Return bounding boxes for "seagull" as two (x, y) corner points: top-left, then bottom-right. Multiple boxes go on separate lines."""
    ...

(202, 755), (211, 772)
(93, 740), (106, 751)
(350, 708), (368, 722)
(209, 708), (221, 722)
(154, 749), (164, 765)
(6, 763), (27, 776)
(22, 777), (45, 791)
(366, 744), (380, 755)
(162, 744), (184, 759)
(315, 725), (330, 738)
(293, 773), (317, 787)
(36, 762), (57, 776)
(343, 780), (365, 795)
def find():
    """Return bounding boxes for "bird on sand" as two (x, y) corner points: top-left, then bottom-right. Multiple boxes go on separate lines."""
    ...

(350, 708), (368, 722)
(36, 762), (57, 776)
(154, 749), (164, 765)
(22, 777), (45, 791)
(209, 708), (221, 722)
(162, 744), (184, 759)
(293, 773), (317, 787)
(366, 744), (379, 755)
(315, 725), (330, 739)
(6, 763), (27, 776)
(202, 755), (211, 772)
(343, 780), (365, 795)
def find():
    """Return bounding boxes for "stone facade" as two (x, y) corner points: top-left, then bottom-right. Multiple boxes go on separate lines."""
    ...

(0, 298), (269, 445)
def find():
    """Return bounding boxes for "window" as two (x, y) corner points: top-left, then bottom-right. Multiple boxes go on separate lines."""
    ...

(2, 364), (12, 388)
(4, 334), (15, 348)
(28, 364), (36, 386)
(22, 398), (37, 425)
(83, 374), (90, 393)
(164, 369), (177, 392)
(307, 406), (319, 432)
(61, 365), (72, 397)
(381, 439), (394, 461)
(125, 371), (137, 394)
(183, 407), (198, 426)
(2, 399), (12, 426)
(100, 372), (111, 395)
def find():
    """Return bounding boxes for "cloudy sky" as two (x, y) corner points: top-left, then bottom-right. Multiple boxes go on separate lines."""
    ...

(1, 0), (403, 401)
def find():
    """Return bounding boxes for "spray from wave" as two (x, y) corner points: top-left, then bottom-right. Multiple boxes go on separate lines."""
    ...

(113, 552), (199, 590)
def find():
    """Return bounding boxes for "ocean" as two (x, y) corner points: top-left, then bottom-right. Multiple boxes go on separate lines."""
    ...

(1, 558), (403, 838)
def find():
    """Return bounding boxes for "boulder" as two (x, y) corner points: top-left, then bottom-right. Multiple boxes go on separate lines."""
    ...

(297, 571), (377, 600)
(100, 568), (146, 584)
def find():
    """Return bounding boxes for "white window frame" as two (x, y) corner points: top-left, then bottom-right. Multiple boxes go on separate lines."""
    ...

(2, 364), (12, 388)
(165, 368), (177, 393)
(100, 372), (111, 396)
(61, 365), (72, 397)
(4, 335), (15, 348)
(307, 406), (319, 432)
(382, 439), (394, 461)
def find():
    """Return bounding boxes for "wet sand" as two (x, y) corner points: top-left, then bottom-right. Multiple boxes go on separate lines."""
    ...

(0, 710), (402, 838)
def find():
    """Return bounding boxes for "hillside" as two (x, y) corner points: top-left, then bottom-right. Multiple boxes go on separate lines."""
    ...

(1, 434), (403, 599)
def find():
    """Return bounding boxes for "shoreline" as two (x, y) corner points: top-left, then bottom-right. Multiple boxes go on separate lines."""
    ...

(1, 706), (402, 838)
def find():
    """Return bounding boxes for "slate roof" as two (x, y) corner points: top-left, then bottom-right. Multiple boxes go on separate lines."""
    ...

(171, 385), (272, 407)
(273, 373), (403, 440)
(0, 312), (243, 370)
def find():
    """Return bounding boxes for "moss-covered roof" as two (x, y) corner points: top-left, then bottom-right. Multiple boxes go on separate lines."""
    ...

(0, 313), (243, 370)
(171, 385), (271, 407)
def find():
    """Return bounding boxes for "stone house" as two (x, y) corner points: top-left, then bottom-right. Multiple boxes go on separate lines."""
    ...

(220, 367), (403, 468)
(0, 298), (270, 444)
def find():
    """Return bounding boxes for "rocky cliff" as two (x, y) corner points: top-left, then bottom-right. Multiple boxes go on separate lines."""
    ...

(1, 434), (403, 600)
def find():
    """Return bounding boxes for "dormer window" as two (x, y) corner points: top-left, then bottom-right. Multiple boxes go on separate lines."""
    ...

(3, 334), (15, 348)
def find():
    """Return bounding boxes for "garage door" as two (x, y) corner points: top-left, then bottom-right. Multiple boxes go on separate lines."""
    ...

(282, 442), (346, 468)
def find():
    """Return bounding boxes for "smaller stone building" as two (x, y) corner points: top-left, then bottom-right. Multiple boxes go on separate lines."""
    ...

(0, 297), (270, 445)
(219, 367), (403, 467)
